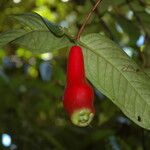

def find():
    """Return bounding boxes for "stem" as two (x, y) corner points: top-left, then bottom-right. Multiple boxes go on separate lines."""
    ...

(76, 0), (103, 41)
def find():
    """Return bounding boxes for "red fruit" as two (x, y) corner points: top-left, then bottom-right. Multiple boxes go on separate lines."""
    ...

(63, 46), (95, 127)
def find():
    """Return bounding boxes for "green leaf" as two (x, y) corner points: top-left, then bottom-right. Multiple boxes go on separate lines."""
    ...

(80, 33), (150, 130)
(0, 13), (72, 52)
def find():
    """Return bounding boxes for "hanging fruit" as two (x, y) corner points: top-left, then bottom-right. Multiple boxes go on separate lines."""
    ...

(63, 46), (95, 127)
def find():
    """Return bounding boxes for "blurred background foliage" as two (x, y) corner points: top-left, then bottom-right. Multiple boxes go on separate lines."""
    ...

(0, 0), (150, 149)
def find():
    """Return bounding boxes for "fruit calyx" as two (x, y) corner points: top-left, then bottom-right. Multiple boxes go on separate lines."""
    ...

(71, 108), (94, 127)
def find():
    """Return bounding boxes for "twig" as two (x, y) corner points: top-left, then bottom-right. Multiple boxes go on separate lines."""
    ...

(75, 0), (103, 41)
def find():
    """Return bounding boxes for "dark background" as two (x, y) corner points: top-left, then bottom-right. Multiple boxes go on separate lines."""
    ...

(0, 0), (150, 149)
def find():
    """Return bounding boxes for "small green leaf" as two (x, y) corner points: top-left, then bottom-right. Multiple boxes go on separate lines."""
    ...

(80, 33), (150, 130)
